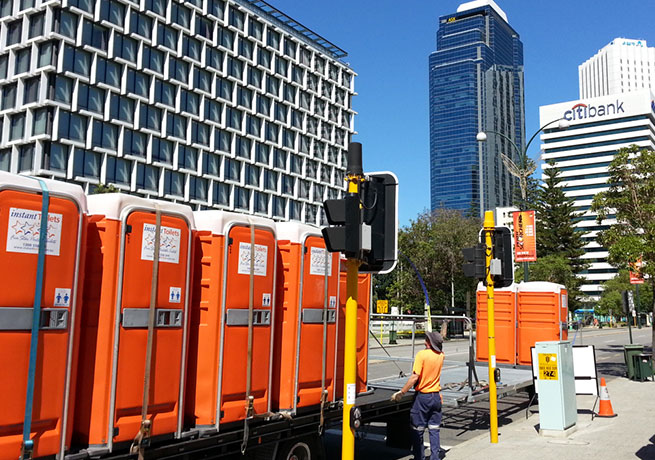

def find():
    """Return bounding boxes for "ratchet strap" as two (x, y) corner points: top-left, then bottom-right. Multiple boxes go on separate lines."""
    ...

(131, 206), (162, 459)
(318, 247), (330, 435)
(241, 221), (256, 455)
(20, 179), (50, 460)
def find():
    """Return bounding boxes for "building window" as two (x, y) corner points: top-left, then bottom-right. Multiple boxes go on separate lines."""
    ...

(267, 29), (280, 49)
(248, 67), (263, 89)
(142, 45), (164, 74)
(202, 152), (220, 177)
(9, 112), (26, 141)
(216, 130), (231, 152)
(196, 16), (213, 40)
(168, 57), (189, 84)
(69, 0), (95, 14)
(265, 122), (278, 143)
(38, 41), (57, 68)
(167, 113), (187, 139)
(289, 154), (302, 174)
(274, 148), (287, 170)
(264, 170), (277, 191)
(123, 129), (147, 158)
(276, 57), (288, 77)
(267, 75), (280, 96)
(283, 128), (295, 148)
(73, 148), (101, 179)
(255, 142), (269, 164)
(227, 57), (243, 80)
(248, 18), (263, 40)
(217, 77), (233, 101)
(180, 89), (200, 115)
(114, 34), (137, 63)
(226, 107), (242, 130)
(100, 0), (125, 26)
(32, 107), (51, 135)
(43, 142), (68, 172)
(258, 48), (271, 69)
(2, 82), (17, 110)
(224, 158), (240, 181)
(191, 121), (209, 146)
(15, 48), (31, 75)
(245, 164), (259, 186)
(56, 10), (78, 40)
(234, 186), (250, 210)
(152, 137), (173, 164)
(237, 87), (252, 109)
(7, 19), (22, 46)
(254, 191), (267, 213)
(284, 39), (297, 58)
(109, 94), (135, 123)
(139, 104), (162, 132)
(28, 12), (45, 39)
(96, 57), (121, 88)
(204, 99), (222, 123)
(18, 144), (34, 172)
(171, 2), (191, 29)
(219, 28), (234, 50)
(183, 35), (201, 62)
(63, 45), (91, 77)
(126, 69), (150, 98)
(239, 37), (254, 60)
(136, 163), (159, 191)
(245, 115), (260, 137)
(0, 148), (10, 171)
(298, 179), (310, 199)
(274, 103), (287, 123)
(154, 79), (176, 108)
(82, 20), (109, 50)
(281, 174), (294, 195)
(209, 0), (225, 19)
(92, 120), (118, 150)
(129, 11), (152, 39)
(289, 200), (301, 220)
(0, 0), (13, 17)
(178, 144), (198, 171)
(53, 75), (73, 104)
(189, 176), (208, 201)
(158, 24), (178, 51)
(78, 83), (105, 114)
(213, 182), (229, 206)
(106, 156), (131, 185)
(194, 68), (211, 93)
(164, 170), (184, 197)
(273, 196), (286, 217)
(258, 94), (271, 117)
(207, 48), (223, 71)
(235, 136), (251, 159)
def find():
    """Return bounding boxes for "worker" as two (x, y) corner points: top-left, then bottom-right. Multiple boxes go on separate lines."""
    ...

(391, 331), (444, 460)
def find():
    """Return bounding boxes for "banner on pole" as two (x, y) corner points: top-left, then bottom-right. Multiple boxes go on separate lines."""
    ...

(513, 210), (537, 262)
(629, 259), (644, 284)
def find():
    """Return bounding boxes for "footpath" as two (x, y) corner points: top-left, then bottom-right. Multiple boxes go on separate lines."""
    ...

(442, 371), (655, 459)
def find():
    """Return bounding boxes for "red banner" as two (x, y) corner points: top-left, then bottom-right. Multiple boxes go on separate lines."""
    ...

(513, 210), (537, 262)
(630, 259), (644, 284)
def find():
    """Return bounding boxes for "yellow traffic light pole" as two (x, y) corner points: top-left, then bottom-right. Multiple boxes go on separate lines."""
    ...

(342, 173), (362, 460)
(483, 210), (499, 443)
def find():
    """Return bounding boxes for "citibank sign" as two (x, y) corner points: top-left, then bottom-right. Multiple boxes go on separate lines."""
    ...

(563, 100), (625, 121)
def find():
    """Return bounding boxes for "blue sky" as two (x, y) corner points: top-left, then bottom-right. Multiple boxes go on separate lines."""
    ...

(269, 0), (655, 226)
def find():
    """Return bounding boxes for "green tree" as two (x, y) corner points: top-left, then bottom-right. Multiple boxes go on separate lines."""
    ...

(536, 162), (587, 272)
(591, 145), (655, 351)
(93, 183), (119, 194)
(387, 209), (481, 316)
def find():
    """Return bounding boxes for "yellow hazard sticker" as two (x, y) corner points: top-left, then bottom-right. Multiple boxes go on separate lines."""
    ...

(538, 353), (558, 380)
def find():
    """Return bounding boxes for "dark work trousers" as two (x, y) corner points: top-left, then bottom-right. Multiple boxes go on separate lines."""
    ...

(410, 391), (442, 460)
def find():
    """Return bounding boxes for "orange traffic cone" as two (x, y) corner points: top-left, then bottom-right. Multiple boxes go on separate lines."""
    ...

(596, 377), (617, 417)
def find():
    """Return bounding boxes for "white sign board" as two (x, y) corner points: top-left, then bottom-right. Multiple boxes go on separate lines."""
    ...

(238, 242), (268, 276)
(309, 247), (332, 276)
(7, 207), (63, 256)
(141, 224), (181, 264)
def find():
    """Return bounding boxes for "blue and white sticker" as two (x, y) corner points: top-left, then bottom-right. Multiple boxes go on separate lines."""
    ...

(329, 296), (337, 308)
(262, 293), (271, 307)
(169, 287), (182, 303)
(54, 288), (71, 307)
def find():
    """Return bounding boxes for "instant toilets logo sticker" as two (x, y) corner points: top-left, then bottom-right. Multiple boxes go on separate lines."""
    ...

(141, 224), (181, 264)
(238, 242), (268, 276)
(7, 207), (63, 256)
(309, 247), (333, 276)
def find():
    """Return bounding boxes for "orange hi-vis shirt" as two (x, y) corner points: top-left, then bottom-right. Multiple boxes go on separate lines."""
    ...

(412, 349), (445, 393)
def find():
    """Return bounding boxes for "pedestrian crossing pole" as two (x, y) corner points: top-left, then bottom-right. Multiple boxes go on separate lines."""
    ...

(484, 210), (499, 443)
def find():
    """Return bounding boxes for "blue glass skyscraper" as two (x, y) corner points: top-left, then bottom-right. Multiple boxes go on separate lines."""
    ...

(429, 0), (525, 215)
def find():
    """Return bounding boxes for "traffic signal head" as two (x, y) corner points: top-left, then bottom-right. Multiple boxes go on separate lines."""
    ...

(321, 194), (361, 257)
(462, 244), (486, 280)
(492, 227), (513, 288)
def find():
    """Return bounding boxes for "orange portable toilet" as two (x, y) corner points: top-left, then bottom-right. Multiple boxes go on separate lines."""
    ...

(272, 222), (340, 414)
(0, 172), (87, 460)
(476, 282), (518, 365)
(74, 194), (193, 452)
(335, 268), (372, 397)
(187, 211), (276, 430)
(517, 282), (568, 365)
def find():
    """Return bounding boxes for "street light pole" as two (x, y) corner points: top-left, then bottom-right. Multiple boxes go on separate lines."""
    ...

(476, 118), (569, 282)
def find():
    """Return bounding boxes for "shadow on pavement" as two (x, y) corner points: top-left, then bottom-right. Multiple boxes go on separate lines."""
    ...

(636, 434), (655, 460)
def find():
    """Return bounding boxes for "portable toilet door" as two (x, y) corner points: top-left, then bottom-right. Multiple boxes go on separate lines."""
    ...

(335, 268), (372, 397)
(74, 195), (193, 451)
(517, 282), (567, 366)
(476, 282), (518, 365)
(273, 222), (340, 414)
(0, 173), (87, 460)
(190, 212), (277, 430)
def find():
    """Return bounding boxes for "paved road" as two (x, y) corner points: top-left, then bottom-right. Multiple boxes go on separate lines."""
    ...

(325, 326), (653, 459)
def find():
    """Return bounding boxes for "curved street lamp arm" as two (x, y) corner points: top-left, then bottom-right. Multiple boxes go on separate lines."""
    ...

(481, 129), (523, 159)
(524, 117), (568, 152)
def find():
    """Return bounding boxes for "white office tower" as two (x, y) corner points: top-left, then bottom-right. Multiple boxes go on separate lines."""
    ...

(579, 38), (655, 99)
(539, 90), (655, 300)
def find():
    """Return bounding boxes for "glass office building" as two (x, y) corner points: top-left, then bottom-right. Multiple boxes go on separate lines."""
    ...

(429, 0), (524, 215)
(0, 0), (355, 225)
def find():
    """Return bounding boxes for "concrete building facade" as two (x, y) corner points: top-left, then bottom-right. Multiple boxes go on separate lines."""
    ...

(0, 0), (355, 225)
